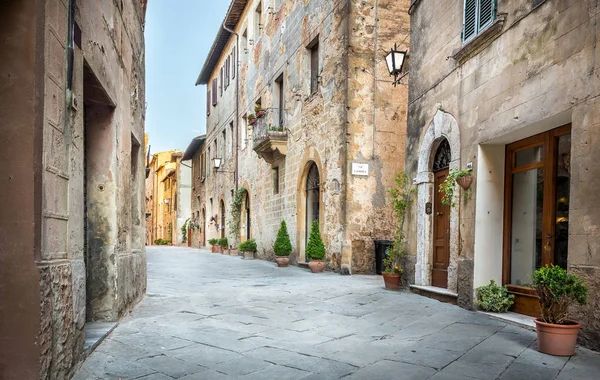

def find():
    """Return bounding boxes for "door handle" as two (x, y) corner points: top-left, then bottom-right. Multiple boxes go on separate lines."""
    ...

(436, 212), (443, 216)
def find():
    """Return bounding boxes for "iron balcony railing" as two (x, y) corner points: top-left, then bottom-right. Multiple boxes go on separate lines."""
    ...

(251, 107), (288, 149)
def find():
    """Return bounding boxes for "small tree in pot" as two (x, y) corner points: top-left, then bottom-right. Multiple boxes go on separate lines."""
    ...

(208, 238), (219, 253)
(274, 221), (292, 267)
(239, 238), (257, 260)
(218, 237), (228, 254)
(306, 220), (326, 273)
(531, 264), (587, 356)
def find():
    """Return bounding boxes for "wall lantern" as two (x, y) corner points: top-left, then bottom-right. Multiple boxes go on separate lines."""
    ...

(385, 44), (408, 86)
(213, 157), (222, 169)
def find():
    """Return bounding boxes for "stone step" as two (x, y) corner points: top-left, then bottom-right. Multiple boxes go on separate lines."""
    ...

(410, 284), (458, 305)
(297, 261), (310, 269)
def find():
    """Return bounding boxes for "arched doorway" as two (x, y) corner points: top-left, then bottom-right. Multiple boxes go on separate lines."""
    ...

(415, 109), (461, 292)
(219, 200), (225, 239)
(201, 208), (206, 247)
(432, 139), (451, 288)
(244, 192), (251, 241)
(305, 162), (320, 247)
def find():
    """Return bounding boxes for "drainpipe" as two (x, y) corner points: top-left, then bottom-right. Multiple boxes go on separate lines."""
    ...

(372, 0), (379, 160)
(64, 0), (75, 145)
(222, 22), (240, 191)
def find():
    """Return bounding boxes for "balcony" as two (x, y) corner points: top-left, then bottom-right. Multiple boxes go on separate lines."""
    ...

(251, 108), (288, 165)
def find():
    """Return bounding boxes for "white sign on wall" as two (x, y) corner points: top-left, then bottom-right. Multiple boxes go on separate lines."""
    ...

(352, 162), (369, 176)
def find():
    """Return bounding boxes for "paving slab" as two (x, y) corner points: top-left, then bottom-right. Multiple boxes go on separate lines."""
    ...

(71, 246), (600, 380)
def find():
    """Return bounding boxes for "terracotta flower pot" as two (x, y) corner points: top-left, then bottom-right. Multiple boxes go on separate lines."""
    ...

(256, 109), (265, 118)
(382, 272), (401, 290)
(211, 244), (218, 253)
(308, 260), (325, 273)
(242, 251), (255, 260)
(275, 256), (290, 267)
(249, 118), (257, 125)
(535, 319), (581, 356)
(221, 246), (228, 254)
(456, 175), (473, 190)
(229, 249), (238, 256)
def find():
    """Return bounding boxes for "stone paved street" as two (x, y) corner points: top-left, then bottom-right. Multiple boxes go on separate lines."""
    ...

(73, 247), (600, 380)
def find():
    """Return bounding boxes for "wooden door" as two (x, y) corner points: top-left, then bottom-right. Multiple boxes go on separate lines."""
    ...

(432, 168), (451, 288)
(503, 125), (572, 316)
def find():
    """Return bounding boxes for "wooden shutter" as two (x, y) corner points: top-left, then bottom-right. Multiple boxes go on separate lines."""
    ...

(232, 48), (236, 79)
(207, 89), (211, 115)
(212, 79), (217, 105)
(220, 67), (223, 96)
(310, 42), (319, 94)
(478, 0), (495, 30)
(225, 57), (229, 88)
(463, 0), (477, 42)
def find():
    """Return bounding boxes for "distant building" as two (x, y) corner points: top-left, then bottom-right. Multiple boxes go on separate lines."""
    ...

(187, 0), (411, 273)
(146, 150), (191, 245)
(0, 0), (148, 378)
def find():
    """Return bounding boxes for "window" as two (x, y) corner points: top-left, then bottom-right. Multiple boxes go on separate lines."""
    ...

(309, 37), (319, 94)
(254, 2), (262, 41)
(207, 147), (211, 177)
(273, 167), (280, 194)
(206, 89), (211, 115)
(275, 74), (284, 126)
(241, 29), (248, 63)
(220, 67), (224, 96)
(225, 56), (230, 89)
(201, 152), (206, 181)
(462, 0), (496, 43)
(221, 130), (226, 160)
(211, 79), (217, 105)
(241, 114), (247, 149)
(229, 122), (234, 157)
(232, 48), (236, 79)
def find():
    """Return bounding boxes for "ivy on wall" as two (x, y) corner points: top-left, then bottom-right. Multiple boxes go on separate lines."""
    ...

(227, 188), (247, 248)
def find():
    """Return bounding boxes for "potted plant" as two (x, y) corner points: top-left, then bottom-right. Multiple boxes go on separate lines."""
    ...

(255, 104), (265, 118)
(239, 238), (257, 260)
(229, 246), (239, 256)
(247, 114), (257, 125)
(306, 220), (326, 273)
(218, 237), (228, 254)
(531, 264), (587, 356)
(274, 221), (292, 267)
(208, 238), (219, 253)
(439, 168), (473, 208)
(383, 172), (415, 289)
(476, 280), (515, 312)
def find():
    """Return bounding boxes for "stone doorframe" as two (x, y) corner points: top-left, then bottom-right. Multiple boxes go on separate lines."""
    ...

(415, 109), (461, 293)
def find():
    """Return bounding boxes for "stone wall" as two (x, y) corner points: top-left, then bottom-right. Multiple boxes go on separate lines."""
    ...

(194, 0), (410, 274)
(406, 0), (600, 348)
(1, 0), (147, 377)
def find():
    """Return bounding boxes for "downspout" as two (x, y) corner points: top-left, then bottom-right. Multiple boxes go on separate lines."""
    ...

(340, 0), (351, 274)
(222, 22), (240, 191)
(371, 0), (379, 160)
(64, 0), (75, 146)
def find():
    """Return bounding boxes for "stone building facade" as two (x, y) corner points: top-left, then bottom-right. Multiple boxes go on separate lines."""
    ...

(0, 0), (148, 378)
(405, 0), (600, 350)
(188, 0), (410, 273)
(145, 150), (191, 245)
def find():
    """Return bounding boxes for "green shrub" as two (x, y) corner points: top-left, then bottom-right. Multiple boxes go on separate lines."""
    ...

(239, 239), (257, 252)
(218, 237), (228, 247)
(476, 280), (515, 313)
(306, 220), (325, 261)
(532, 264), (587, 324)
(154, 239), (163, 245)
(208, 238), (218, 245)
(274, 221), (292, 257)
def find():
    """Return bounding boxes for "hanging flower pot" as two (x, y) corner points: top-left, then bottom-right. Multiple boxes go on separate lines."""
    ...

(456, 175), (473, 190)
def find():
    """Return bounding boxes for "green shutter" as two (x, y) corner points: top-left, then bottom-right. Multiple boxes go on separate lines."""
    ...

(463, 0), (477, 42)
(478, 0), (496, 30)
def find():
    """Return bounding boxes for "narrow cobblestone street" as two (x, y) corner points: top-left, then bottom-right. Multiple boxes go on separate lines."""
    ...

(73, 247), (600, 380)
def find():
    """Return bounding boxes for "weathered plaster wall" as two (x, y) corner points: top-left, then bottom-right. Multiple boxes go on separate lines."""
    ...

(0, 0), (147, 378)
(406, 0), (600, 348)
(177, 160), (192, 244)
(194, 0), (410, 274)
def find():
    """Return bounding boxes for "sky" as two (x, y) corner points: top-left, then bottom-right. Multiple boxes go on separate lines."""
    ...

(144, 1), (230, 155)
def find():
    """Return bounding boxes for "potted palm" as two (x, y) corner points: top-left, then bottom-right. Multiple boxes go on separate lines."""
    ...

(239, 239), (257, 260)
(531, 264), (587, 356)
(218, 237), (228, 254)
(274, 221), (292, 267)
(306, 220), (326, 273)
(208, 238), (219, 253)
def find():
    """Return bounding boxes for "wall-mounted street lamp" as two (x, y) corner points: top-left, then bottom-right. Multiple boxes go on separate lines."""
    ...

(213, 157), (222, 169)
(385, 44), (408, 86)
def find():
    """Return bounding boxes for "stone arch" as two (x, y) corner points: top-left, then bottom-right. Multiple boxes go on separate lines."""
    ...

(218, 194), (226, 239)
(239, 182), (252, 242)
(295, 146), (324, 263)
(415, 108), (461, 292)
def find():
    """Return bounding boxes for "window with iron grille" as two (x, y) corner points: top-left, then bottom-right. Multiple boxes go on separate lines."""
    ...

(462, 0), (496, 44)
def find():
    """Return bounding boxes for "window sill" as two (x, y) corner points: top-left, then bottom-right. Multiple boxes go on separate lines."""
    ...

(452, 14), (506, 64)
